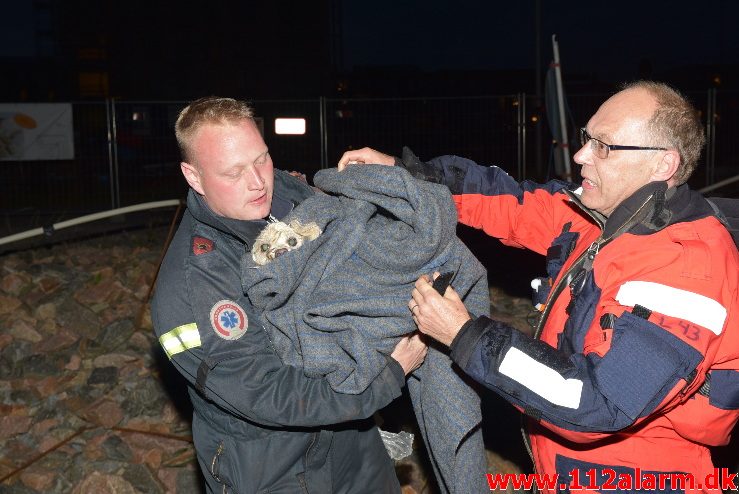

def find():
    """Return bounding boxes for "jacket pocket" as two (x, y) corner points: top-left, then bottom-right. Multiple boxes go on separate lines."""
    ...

(195, 424), (315, 493)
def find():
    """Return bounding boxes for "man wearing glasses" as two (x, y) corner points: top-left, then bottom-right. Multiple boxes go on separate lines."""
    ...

(339, 81), (739, 492)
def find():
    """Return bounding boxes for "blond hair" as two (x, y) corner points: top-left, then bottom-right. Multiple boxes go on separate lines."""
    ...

(175, 97), (255, 162)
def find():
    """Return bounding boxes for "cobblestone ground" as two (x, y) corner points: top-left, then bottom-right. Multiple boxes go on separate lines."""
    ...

(0, 227), (203, 493)
(1, 225), (734, 493)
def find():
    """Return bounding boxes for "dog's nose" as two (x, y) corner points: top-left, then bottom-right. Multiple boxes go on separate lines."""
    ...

(272, 248), (288, 258)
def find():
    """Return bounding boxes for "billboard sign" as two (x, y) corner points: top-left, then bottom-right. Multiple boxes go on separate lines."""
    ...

(0, 103), (74, 160)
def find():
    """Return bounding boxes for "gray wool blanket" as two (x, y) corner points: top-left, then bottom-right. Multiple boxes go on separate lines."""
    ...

(241, 165), (490, 494)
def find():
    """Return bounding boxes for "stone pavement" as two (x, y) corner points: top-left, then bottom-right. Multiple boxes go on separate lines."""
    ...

(0, 227), (203, 493)
(0, 225), (536, 493)
(2, 224), (733, 493)
(0, 227), (536, 494)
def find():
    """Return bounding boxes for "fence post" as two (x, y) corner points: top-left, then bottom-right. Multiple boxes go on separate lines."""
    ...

(105, 98), (120, 209)
(705, 88), (717, 187)
(319, 96), (328, 169)
(516, 92), (527, 181)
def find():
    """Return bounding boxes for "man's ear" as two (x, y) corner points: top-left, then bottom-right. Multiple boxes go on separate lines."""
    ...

(181, 162), (205, 195)
(652, 150), (680, 184)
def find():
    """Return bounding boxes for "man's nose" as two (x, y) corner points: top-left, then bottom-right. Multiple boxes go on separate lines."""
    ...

(245, 165), (265, 189)
(573, 144), (593, 167)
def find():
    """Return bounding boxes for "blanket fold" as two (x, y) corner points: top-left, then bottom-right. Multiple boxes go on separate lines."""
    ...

(242, 165), (490, 494)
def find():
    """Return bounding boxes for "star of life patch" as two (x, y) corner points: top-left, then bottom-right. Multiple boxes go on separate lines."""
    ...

(209, 300), (248, 340)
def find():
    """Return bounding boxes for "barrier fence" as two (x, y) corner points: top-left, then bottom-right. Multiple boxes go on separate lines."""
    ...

(1, 90), (737, 239)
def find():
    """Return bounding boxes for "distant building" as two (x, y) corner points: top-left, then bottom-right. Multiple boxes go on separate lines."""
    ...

(1, 0), (337, 101)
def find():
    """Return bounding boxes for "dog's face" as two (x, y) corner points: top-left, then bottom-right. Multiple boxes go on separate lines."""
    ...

(251, 220), (322, 265)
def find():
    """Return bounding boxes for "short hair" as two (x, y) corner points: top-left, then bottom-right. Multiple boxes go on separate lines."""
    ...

(621, 81), (705, 185)
(175, 96), (255, 163)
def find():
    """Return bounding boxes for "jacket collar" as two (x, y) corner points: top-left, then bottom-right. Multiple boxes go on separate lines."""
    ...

(602, 181), (670, 237)
(186, 189), (295, 246)
(566, 181), (713, 238)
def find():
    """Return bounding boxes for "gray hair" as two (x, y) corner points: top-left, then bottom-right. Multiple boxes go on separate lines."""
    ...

(621, 81), (705, 185)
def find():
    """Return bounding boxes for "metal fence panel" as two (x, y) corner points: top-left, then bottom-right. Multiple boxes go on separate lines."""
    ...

(1, 89), (738, 241)
(325, 96), (521, 175)
(0, 102), (111, 220)
(113, 99), (326, 208)
(251, 99), (323, 176)
(113, 101), (190, 206)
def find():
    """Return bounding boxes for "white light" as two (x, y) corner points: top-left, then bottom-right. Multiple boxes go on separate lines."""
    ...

(275, 118), (306, 135)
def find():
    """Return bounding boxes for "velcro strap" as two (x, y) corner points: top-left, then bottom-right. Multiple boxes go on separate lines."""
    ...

(522, 404), (542, 421)
(698, 371), (711, 398)
(599, 313), (616, 329)
(632, 304), (652, 320)
(196, 357), (217, 395)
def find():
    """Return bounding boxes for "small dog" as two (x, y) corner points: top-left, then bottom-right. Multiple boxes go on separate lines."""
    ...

(251, 220), (322, 265)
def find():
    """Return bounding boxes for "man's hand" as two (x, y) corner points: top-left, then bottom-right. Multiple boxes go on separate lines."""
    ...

(337, 147), (395, 171)
(390, 333), (428, 375)
(287, 170), (308, 183)
(409, 273), (471, 347)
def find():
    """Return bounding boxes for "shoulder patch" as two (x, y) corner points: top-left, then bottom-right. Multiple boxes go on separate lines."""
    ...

(192, 236), (214, 255)
(209, 300), (248, 340)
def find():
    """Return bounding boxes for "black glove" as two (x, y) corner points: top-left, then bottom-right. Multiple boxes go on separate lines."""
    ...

(396, 146), (445, 184)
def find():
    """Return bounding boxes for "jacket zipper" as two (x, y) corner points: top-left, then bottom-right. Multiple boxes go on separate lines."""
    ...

(533, 192), (655, 338)
(299, 431), (318, 493)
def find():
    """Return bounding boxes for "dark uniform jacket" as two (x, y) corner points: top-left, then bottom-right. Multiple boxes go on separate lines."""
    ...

(151, 170), (405, 494)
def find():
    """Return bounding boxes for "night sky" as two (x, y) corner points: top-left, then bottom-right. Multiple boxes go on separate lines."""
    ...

(0, 2), (35, 58)
(342, 0), (739, 78)
(2, 0), (739, 97)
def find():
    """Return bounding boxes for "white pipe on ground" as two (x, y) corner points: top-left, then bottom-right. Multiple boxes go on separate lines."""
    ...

(0, 199), (182, 247)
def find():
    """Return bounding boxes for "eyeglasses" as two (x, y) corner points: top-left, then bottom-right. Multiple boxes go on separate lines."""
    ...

(579, 128), (667, 159)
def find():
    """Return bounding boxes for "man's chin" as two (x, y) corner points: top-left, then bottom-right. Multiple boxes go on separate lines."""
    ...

(246, 196), (272, 218)
(246, 208), (270, 221)
(229, 204), (269, 221)
(579, 193), (600, 211)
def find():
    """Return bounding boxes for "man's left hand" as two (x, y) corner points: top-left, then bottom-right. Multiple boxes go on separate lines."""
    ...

(337, 147), (395, 171)
(287, 170), (308, 183)
(390, 332), (428, 375)
(409, 273), (471, 347)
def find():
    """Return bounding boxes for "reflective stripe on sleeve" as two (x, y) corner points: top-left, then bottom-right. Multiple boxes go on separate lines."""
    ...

(615, 281), (727, 335)
(159, 323), (201, 359)
(499, 347), (583, 409)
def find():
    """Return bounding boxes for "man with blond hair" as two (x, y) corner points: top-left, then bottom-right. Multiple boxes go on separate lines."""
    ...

(152, 96), (427, 493)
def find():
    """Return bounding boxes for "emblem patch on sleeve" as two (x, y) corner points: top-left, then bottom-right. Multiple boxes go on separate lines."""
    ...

(192, 236), (214, 255)
(209, 300), (248, 340)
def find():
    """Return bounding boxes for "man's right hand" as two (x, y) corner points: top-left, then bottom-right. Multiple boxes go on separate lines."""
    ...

(337, 147), (395, 171)
(390, 332), (428, 375)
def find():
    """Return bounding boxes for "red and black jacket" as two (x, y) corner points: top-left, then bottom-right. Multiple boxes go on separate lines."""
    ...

(398, 148), (739, 493)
